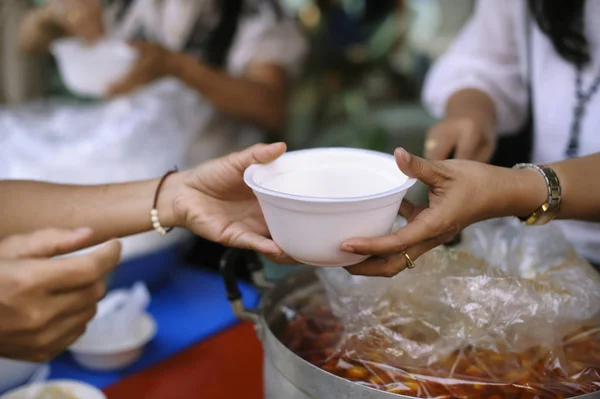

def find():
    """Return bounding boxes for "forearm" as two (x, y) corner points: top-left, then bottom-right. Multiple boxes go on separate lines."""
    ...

(508, 153), (600, 222)
(18, 5), (65, 53)
(0, 174), (183, 244)
(168, 53), (286, 131)
(445, 89), (497, 129)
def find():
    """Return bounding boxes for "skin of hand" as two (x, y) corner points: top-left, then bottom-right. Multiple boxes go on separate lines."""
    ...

(107, 41), (173, 97)
(167, 142), (296, 264)
(0, 143), (295, 264)
(0, 228), (121, 362)
(46, 0), (104, 43)
(105, 43), (288, 132)
(424, 116), (496, 162)
(424, 89), (498, 162)
(341, 148), (546, 277)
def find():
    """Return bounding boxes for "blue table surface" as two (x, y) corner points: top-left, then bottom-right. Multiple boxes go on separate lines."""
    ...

(50, 267), (260, 389)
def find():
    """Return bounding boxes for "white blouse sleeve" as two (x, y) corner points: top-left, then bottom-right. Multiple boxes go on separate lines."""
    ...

(422, 0), (528, 135)
(226, 3), (308, 78)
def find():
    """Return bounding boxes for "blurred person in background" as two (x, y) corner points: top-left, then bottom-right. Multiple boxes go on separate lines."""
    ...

(420, 0), (600, 267)
(10, 0), (306, 278)
(18, 0), (307, 163)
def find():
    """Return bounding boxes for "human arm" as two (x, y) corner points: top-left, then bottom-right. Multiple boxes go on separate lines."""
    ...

(168, 56), (288, 131)
(0, 143), (291, 259)
(341, 149), (600, 277)
(106, 43), (288, 131)
(421, 0), (527, 161)
(106, 17), (307, 131)
(18, 0), (104, 54)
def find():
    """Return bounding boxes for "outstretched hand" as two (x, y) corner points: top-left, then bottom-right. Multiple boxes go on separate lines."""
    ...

(341, 148), (526, 277)
(171, 142), (296, 264)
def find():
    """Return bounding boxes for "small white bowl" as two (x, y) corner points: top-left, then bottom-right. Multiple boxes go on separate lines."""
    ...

(69, 313), (156, 371)
(244, 148), (416, 267)
(0, 380), (106, 399)
(50, 38), (138, 98)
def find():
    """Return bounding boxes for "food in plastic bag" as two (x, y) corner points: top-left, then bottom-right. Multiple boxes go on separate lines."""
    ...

(277, 219), (600, 398)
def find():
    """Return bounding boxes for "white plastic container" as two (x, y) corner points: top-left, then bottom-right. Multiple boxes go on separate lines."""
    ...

(0, 359), (38, 394)
(244, 148), (416, 267)
(69, 313), (156, 371)
(50, 38), (138, 98)
(0, 380), (106, 399)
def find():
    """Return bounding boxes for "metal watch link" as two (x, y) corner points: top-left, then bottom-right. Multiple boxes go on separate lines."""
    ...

(513, 163), (562, 226)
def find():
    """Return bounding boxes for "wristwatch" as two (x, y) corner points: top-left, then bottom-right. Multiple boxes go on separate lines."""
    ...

(513, 163), (562, 226)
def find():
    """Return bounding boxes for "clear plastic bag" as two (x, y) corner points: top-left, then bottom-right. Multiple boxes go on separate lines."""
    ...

(278, 219), (600, 398)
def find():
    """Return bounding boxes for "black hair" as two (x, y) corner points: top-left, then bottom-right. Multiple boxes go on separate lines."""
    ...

(203, 0), (244, 67)
(527, 0), (590, 66)
(204, 0), (283, 68)
(109, 0), (281, 69)
(363, 0), (398, 24)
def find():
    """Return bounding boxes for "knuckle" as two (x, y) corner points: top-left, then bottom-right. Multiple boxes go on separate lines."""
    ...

(425, 218), (448, 237)
(11, 269), (34, 291)
(23, 308), (48, 332)
(389, 239), (407, 254)
(381, 260), (403, 278)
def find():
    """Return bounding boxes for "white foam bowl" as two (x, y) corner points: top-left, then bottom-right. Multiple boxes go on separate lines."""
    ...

(0, 359), (39, 394)
(0, 380), (106, 399)
(50, 38), (138, 98)
(244, 148), (417, 267)
(69, 313), (156, 371)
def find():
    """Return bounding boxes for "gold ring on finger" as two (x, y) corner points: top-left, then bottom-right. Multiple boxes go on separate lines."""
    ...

(402, 250), (416, 269)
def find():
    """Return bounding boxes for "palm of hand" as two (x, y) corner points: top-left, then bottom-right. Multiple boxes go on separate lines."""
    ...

(177, 153), (275, 253)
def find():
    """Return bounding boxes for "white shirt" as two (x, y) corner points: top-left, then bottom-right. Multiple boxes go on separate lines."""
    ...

(105, 0), (308, 165)
(423, 0), (600, 264)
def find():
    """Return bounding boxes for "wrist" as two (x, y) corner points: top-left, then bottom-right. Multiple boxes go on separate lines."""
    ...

(505, 167), (548, 219)
(155, 171), (187, 228)
(165, 51), (192, 78)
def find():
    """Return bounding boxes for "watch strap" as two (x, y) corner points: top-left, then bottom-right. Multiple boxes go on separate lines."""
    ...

(513, 163), (562, 226)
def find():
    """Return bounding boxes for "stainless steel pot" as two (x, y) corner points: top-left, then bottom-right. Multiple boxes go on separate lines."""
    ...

(219, 249), (600, 399)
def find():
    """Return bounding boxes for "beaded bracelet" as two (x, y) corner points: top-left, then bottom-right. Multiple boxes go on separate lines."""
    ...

(151, 167), (178, 236)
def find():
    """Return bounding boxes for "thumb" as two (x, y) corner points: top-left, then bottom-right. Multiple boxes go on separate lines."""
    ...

(232, 142), (287, 171)
(395, 147), (442, 186)
(0, 228), (94, 259)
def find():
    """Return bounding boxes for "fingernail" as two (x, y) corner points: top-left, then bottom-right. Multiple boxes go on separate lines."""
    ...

(395, 147), (410, 163)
